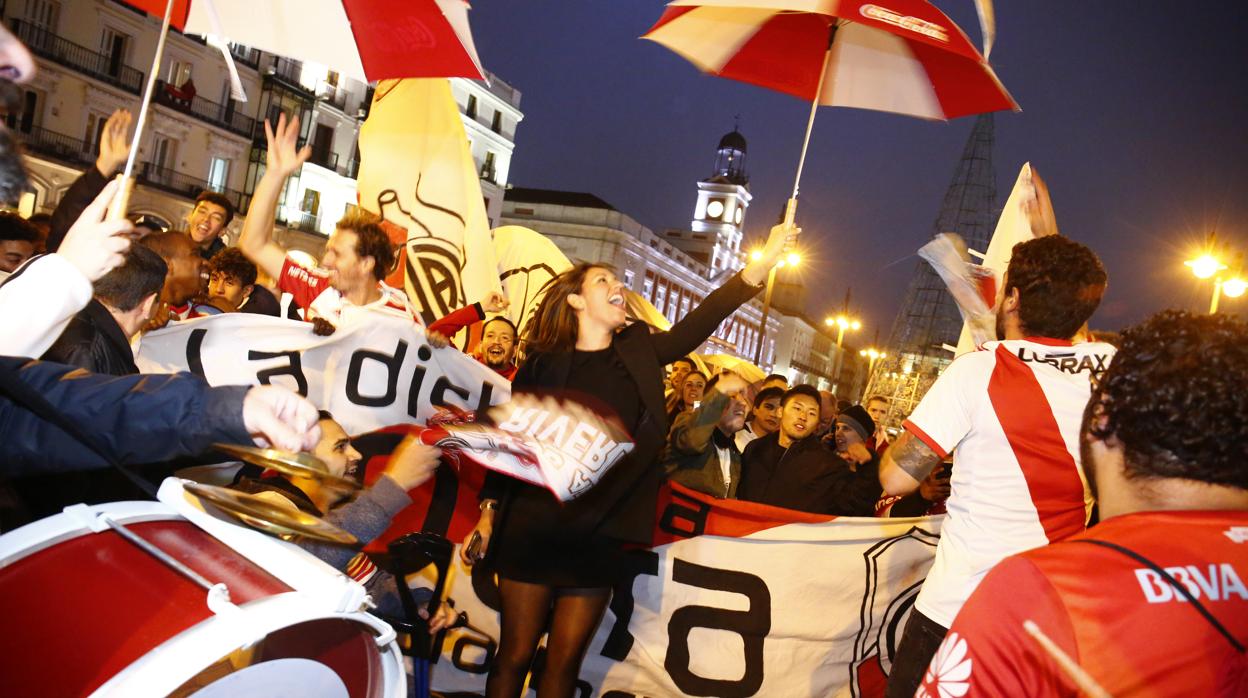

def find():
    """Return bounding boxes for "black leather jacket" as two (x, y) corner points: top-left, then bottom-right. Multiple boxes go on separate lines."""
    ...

(43, 299), (138, 376)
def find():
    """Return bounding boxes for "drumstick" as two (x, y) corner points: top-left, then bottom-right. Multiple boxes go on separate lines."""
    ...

(1023, 619), (1112, 698)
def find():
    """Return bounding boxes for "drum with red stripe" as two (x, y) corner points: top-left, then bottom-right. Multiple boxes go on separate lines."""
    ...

(0, 480), (405, 697)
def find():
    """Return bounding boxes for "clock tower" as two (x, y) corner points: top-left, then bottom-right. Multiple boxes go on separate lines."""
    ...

(691, 128), (752, 274)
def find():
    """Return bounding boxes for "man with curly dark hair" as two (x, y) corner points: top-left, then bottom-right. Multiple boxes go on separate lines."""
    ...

(920, 311), (1248, 697)
(881, 235), (1115, 697)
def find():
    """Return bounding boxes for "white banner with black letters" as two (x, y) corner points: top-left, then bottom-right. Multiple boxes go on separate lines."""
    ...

(135, 313), (511, 435)
(417, 484), (941, 698)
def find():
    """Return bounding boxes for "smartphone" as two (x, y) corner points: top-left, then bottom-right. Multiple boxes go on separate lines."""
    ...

(465, 530), (483, 562)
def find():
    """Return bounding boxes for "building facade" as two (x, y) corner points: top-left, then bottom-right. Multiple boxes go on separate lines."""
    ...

(6, 0), (521, 257)
(500, 187), (783, 366)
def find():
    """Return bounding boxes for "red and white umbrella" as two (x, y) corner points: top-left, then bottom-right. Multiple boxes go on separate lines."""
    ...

(130, 0), (485, 82)
(643, 0), (1017, 223)
(106, 0), (485, 220)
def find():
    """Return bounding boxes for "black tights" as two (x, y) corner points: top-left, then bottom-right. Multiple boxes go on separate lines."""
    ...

(485, 577), (611, 698)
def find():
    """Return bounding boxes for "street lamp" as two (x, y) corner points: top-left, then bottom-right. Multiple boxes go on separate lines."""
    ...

(753, 248), (800, 365)
(860, 347), (885, 373)
(823, 314), (862, 347)
(1186, 237), (1245, 314)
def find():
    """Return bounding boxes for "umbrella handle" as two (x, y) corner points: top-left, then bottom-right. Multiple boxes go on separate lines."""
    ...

(106, 174), (135, 222)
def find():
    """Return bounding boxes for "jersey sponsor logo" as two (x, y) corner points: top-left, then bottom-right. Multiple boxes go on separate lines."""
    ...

(1015, 347), (1110, 379)
(1134, 563), (1248, 603)
(1225, 526), (1248, 544)
(919, 631), (973, 698)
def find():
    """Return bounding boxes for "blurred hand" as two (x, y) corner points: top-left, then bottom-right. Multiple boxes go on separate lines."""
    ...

(96, 109), (132, 176)
(460, 508), (494, 566)
(242, 385), (321, 452)
(310, 317), (337, 336)
(845, 442), (873, 465)
(742, 222), (799, 286)
(384, 436), (441, 491)
(264, 112), (311, 179)
(427, 329), (451, 348)
(418, 602), (461, 634)
(481, 290), (509, 314)
(58, 178), (133, 282)
(714, 372), (749, 397)
(919, 468), (952, 502)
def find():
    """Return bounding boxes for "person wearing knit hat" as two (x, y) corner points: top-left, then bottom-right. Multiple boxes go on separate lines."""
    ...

(836, 405), (876, 449)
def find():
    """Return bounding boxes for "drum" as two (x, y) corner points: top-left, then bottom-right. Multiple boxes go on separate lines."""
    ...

(0, 479), (405, 697)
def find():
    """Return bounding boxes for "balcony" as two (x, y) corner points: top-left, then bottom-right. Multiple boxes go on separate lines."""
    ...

(10, 19), (144, 95)
(229, 44), (260, 70)
(315, 82), (349, 112)
(152, 79), (256, 138)
(18, 125), (97, 168)
(277, 208), (319, 233)
(264, 57), (315, 98)
(138, 162), (246, 212)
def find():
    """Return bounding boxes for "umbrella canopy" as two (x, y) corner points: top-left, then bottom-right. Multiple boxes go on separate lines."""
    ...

(697, 353), (767, 384)
(127, 0), (485, 82)
(643, 0), (1016, 121)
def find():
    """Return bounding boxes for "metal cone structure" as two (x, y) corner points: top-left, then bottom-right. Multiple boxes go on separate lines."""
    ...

(862, 113), (998, 423)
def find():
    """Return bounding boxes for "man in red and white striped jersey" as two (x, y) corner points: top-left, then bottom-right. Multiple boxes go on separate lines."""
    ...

(880, 235), (1114, 697)
(239, 113), (416, 329)
(921, 311), (1248, 698)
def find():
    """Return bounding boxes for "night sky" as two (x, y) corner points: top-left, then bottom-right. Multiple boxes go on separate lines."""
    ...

(469, 2), (1248, 341)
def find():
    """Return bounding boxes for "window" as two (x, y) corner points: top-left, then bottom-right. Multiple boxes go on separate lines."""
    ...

(5, 89), (39, 134)
(24, 0), (60, 29)
(465, 94), (477, 118)
(302, 189), (321, 215)
(491, 110), (502, 133)
(481, 151), (496, 182)
(82, 112), (108, 156)
(643, 271), (655, 301)
(153, 135), (176, 171)
(207, 157), (231, 192)
(623, 269), (635, 288)
(167, 59), (193, 87)
(100, 27), (131, 79)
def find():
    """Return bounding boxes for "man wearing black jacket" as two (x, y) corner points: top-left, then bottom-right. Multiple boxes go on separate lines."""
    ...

(738, 385), (880, 516)
(44, 245), (166, 375)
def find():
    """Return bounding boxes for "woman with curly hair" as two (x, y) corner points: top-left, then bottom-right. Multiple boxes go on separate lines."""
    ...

(462, 223), (796, 697)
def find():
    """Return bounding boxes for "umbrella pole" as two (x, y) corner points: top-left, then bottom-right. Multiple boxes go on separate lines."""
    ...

(785, 22), (839, 227)
(107, 0), (176, 221)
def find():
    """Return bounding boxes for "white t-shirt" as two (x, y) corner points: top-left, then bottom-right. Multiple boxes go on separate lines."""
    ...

(906, 338), (1116, 626)
(278, 254), (418, 326)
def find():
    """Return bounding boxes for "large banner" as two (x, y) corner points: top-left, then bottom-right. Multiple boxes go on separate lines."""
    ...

(135, 314), (511, 435)
(349, 434), (943, 698)
(356, 78), (502, 338)
(492, 225), (573, 335)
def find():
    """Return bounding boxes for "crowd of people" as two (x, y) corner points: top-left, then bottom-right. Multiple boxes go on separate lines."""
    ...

(0, 18), (1244, 698)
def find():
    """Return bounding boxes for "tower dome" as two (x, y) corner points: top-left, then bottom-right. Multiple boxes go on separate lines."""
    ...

(713, 128), (748, 185)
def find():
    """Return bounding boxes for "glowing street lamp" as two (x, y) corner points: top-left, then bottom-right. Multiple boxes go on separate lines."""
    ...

(823, 314), (861, 347)
(860, 347), (885, 373)
(1186, 237), (1245, 314)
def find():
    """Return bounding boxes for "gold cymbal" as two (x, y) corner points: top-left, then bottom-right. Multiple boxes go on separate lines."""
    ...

(183, 482), (359, 545)
(213, 443), (362, 491)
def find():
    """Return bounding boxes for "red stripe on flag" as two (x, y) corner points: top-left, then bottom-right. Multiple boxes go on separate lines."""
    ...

(987, 346), (1087, 543)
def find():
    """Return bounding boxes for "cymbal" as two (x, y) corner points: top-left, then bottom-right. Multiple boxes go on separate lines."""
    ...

(213, 443), (361, 491)
(183, 482), (358, 545)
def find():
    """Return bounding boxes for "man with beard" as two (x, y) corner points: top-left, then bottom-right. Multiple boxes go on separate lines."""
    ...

(921, 311), (1248, 698)
(880, 236), (1116, 698)
(663, 372), (750, 498)
(737, 384), (880, 515)
(426, 294), (518, 378)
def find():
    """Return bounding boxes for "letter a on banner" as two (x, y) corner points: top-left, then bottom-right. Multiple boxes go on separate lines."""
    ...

(357, 78), (502, 346)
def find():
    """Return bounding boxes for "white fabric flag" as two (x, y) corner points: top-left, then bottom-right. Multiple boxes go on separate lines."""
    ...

(135, 313), (510, 435)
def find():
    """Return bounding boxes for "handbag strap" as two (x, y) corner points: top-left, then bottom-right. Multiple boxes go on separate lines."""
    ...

(1073, 538), (1244, 653)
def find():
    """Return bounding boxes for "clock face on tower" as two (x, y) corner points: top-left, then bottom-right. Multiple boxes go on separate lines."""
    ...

(735, 208), (743, 225)
(705, 200), (725, 219)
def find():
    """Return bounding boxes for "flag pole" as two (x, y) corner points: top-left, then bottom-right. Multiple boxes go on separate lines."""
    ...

(107, 0), (175, 221)
(784, 20), (838, 228)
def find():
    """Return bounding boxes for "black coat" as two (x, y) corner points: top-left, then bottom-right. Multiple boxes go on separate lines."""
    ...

(485, 272), (761, 544)
(47, 167), (108, 252)
(42, 299), (138, 376)
(738, 432), (881, 516)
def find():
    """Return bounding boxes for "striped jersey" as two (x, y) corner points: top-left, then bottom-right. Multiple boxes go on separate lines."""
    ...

(903, 337), (1116, 626)
(279, 254), (417, 326)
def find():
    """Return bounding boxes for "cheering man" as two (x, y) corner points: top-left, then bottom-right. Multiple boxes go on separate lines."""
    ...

(880, 236), (1115, 697)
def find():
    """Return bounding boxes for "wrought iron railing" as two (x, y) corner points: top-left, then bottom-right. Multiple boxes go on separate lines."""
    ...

(10, 19), (144, 95)
(151, 79), (256, 138)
